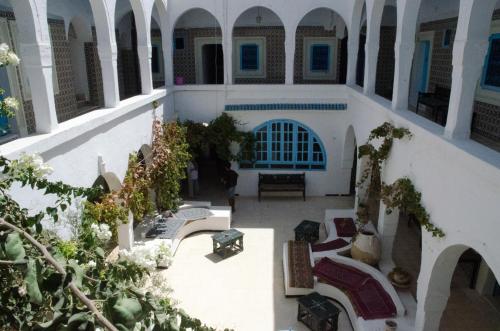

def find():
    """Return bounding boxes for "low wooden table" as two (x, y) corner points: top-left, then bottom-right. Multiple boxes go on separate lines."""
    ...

(295, 220), (320, 243)
(212, 229), (244, 258)
(298, 292), (340, 331)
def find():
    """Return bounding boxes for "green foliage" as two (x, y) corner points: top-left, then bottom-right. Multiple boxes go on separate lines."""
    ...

(183, 113), (255, 163)
(121, 153), (154, 222)
(357, 122), (412, 199)
(382, 178), (445, 238)
(183, 120), (209, 159)
(0, 153), (225, 330)
(83, 194), (128, 241)
(206, 113), (243, 161)
(149, 120), (191, 212)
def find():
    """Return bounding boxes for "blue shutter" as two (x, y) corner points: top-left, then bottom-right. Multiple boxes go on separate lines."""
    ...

(240, 44), (259, 70)
(310, 45), (330, 72)
(244, 120), (326, 170)
(484, 36), (500, 89)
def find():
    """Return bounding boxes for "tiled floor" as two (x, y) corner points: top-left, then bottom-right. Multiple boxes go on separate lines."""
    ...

(162, 196), (355, 331)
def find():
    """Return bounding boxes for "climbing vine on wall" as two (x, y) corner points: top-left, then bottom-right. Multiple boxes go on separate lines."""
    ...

(357, 122), (412, 198)
(382, 178), (445, 237)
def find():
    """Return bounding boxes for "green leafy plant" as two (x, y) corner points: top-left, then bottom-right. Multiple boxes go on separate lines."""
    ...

(357, 122), (412, 198)
(120, 153), (154, 222)
(149, 120), (191, 212)
(382, 177), (445, 237)
(0, 153), (226, 330)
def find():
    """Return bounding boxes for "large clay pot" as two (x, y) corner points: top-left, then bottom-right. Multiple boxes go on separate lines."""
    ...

(351, 230), (381, 266)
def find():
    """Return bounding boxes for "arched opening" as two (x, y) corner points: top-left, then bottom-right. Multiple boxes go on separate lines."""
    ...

(374, 3), (397, 100)
(232, 7), (285, 84)
(68, 15), (103, 112)
(408, 0), (459, 126)
(138, 144), (152, 167)
(424, 246), (500, 330)
(173, 8), (223, 85)
(150, 3), (164, 88)
(356, 4), (367, 87)
(471, 1), (500, 153)
(294, 8), (348, 84)
(115, 0), (141, 100)
(343, 126), (357, 195)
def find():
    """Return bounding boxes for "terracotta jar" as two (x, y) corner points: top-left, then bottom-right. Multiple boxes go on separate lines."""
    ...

(351, 230), (381, 266)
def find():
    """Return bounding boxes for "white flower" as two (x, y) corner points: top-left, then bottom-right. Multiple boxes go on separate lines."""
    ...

(7, 51), (19, 65)
(0, 43), (9, 54)
(4, 97), (19, 111)
(87, 260), (96, 268)
(10, 153), (53, 179)
(91, 223), (112, 241)
(119, 241), (172, 271)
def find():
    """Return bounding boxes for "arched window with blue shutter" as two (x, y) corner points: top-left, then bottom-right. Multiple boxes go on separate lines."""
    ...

(241, 119), (326, 170)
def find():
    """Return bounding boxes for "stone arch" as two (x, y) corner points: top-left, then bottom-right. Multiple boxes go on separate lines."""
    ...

(172, 8), (223, 85)
(293, 7), (348, 84)
(100, 172), (122, 192)
(419, 243), (500, 331)
(138, 144), (153, 167)
(232, 6), (285, 84)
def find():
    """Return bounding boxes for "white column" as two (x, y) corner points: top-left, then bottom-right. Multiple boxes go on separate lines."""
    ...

(392, 0), (422, 110)
(346, 21), (360, 86)
(137, 44), (154, 94)
(223, 28), (233, 85)
(97, 44), (120, 107)
(377, 203), (399, 262)
(163, 26), (174, 87)
(285, 27), (295, 85)
(20, 42), (58, 133)
(444, 0), (497, 139)
(354, 155), (370, 209)
(11, 0), (58, 133)
(363, 0), (385, 95)
(90, 0), (120, 108)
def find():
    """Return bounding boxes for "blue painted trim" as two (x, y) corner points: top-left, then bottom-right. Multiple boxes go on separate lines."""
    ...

(244, 119), (327, 171)
(240, 44), (259, 71)
(418, 40), (431, 93)
(310, 44), (330, 72)
(225, 103), (347, 111)
(481, 33), (500, 92)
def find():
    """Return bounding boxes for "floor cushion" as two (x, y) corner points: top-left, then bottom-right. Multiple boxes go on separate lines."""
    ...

(313, 257), (371, 291)
(288, 241), (314, 289)
(311, 238), (350, 252)
(334, 218), (356, 237)
(349, 278), (397, 319)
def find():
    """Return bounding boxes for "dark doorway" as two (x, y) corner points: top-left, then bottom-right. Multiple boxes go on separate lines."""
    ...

(339, 37), (348, 84)
(202, 44), (224, 84)
(349, 145), (357, 195)
(356, 34), (366, 86)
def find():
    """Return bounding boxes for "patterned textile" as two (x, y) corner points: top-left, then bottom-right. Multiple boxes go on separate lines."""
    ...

(311, 238), (350, 252)
(313, 258), (397, 320)
(334, 218), (356, 237)
(288, 241), (314, 289)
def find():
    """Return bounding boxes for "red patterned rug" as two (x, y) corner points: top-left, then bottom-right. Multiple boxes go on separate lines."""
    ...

(288, 241), (314, 289)
(313, 257), (397, 319)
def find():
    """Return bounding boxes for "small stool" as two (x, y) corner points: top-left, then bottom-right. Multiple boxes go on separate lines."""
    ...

(294, 220), (320, 243)
(297, 292), (339, 331)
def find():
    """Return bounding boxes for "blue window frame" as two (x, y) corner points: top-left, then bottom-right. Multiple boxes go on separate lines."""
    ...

(310, 44), (330, 72)
(481, 33), (500, 92)
(240, 44), (259, 71)
(241, 119), (326, 170)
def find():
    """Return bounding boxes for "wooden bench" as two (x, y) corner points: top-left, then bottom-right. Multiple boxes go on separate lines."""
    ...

(416, 85), (450, 125)
(258, 173), (306, 201)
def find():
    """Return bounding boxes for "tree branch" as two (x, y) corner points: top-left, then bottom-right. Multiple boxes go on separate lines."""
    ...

(0, 259), (27, 265)
(0, 219), (119, 331)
